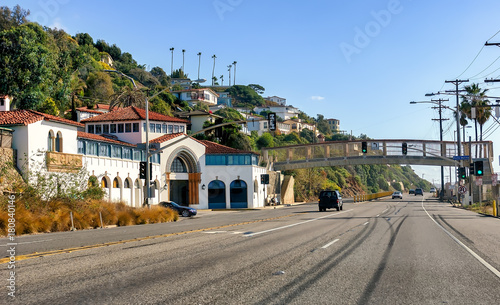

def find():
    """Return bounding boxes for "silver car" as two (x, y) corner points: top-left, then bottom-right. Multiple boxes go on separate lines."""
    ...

(392, 191), (403, 199)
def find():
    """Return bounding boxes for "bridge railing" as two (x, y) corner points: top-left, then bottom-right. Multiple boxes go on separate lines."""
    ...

(262, 139), (493, 165)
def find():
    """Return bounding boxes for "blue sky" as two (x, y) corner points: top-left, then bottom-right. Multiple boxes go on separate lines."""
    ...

(5, 0), (500, 186)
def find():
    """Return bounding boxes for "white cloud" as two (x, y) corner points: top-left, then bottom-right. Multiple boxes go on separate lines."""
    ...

(310, 96), (325, 101)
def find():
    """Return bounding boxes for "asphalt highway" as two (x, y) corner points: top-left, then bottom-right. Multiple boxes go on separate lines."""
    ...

(3, 194), (500, 304)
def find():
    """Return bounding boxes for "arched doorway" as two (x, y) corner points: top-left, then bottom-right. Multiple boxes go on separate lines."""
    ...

(134, 179), (141, 207)
(230, 180), (247, 208)
(208, 180), (226, 209)
(165, 147), (201, 206)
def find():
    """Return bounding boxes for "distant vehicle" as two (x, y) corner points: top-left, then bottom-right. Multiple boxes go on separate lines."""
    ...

(415, 188), (424, 196)
(409, 189), (415, 194)
(318, 190), (343, 212)
(430, 187), (436, 193)
(392, 191), (403, 199)
(160, 201), (197, 217)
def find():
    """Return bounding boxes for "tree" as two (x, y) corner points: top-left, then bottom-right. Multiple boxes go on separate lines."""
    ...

(0, 23), (55, 109)
(226, 85), (265, 107)
(109, 86), (145, 110)
(0, 5), (29, 31)
(74, 33), (94, 46)
(129, 68), (160, 88)
(248, 84), (265, 95)
(460, 83), (491, 144)
(256, 133), (274, 149)
(85, 72), (114, 103)
(150, 66), (170, 87)
(316, 114), (331, 135)
(171, 68), (188, 79)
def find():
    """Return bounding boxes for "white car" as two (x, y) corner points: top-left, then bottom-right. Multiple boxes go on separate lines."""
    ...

(392, 191), (403, 199)
(430, 187), (436, 193)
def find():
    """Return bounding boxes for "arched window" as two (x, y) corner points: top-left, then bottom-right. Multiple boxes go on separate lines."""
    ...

(171, 157), (187, 173)
(124, 179), (131, 189)
(113, 177), (120, 188)
(101, 177), (108, 188)
(134, 179), (141, 189)
(55, 131), (63, 152)
(47, 130), (55, 152)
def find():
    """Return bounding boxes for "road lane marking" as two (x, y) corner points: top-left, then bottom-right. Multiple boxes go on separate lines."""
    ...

(0, 239), (53, 247)
(202, 231), (227, 234)
(244, 209), (353, 237)
(376, 214), (380, 217)
(321, 239), (340, 249)
(422, 200), (500, 279)
(0, 213), (304, 265)
(363, 222), (369, 226)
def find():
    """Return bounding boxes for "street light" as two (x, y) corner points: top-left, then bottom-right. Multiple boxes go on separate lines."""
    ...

(410, 99), (448, 201)
(105, 69), (151, 207)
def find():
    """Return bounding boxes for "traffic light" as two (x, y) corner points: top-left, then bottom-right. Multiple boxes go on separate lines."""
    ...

(361, 141), (367, 153)
(458, 167), (466, 179)
(261, 174), (269, 184)
(470, 162), (475, 174)
(474, 160), (484, 176)
(402, 142), (407, 155)
(139, 161), (152, 179)
(139, 161), (146, 179)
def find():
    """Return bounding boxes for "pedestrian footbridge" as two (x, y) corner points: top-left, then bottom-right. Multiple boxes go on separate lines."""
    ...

(262, 139), (494, 181)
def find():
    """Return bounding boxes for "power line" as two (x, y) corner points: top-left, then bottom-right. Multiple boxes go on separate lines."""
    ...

(455, 45), (485, 79)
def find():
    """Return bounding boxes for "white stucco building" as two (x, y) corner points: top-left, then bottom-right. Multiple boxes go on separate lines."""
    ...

(0, 105), (270, 209)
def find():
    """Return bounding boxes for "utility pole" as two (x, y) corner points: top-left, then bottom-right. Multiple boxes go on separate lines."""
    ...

(445, 79), (469, 205)
(431, 98), (449, 201)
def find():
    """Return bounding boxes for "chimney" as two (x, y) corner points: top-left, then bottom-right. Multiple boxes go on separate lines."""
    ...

(0, 96), (11, 112)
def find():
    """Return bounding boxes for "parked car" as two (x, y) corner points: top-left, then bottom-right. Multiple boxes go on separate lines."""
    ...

(414, 188), (424, 196)
(160, 201), (197, 217)
(318, 190), (343, 212)
(430, 187), (436, 193)
(392, 191), (403, 199)
(409, 189), (415, 194)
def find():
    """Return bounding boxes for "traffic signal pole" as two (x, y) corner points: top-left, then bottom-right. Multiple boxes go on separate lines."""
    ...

(445, 79), (469, 205)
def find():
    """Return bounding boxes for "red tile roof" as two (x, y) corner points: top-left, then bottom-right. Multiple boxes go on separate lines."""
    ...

(77, 131), (136, 147)
(149, 133), (185, 144)
(81, 106), (190, 123)
(199, 140), (256, 155)
(0, 109), (84, 127)
(76, 104), (113, 114)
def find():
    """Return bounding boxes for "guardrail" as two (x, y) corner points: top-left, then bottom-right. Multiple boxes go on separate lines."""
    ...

(353, 191), (393, 202)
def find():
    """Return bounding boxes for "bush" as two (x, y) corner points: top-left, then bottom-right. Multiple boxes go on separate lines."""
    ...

(0, 193), (177, 236)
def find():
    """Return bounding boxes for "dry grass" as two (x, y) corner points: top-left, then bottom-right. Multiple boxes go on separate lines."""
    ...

(465, 202), (494, 216)
(0, 195), (177, 236)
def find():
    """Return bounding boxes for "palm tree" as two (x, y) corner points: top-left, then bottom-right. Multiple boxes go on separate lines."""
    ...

(211, 55), (217, 86)
(460, 83), (491, 157)
(109, 86), (145, 110)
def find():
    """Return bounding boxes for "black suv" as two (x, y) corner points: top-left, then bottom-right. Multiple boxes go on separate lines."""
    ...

(318, 190), (343, 212)
(414, 188), (424, 196)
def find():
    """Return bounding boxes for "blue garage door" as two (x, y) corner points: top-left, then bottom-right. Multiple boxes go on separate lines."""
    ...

(230, 180), (247, 209)
(208, 180), (226, 209)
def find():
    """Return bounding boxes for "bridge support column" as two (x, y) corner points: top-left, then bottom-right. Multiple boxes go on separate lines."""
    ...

(383, 143), (387, 156)
(325, 146), (330, 158)
(287, 149), (293, 162)
(423, 143), (427, 157)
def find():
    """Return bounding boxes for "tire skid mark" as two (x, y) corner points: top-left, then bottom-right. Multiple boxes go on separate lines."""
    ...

(255, 218), (380, 304)
(358, 215), (408, 305)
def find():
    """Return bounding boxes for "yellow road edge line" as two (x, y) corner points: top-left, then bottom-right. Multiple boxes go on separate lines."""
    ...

(0, 212), (304, 265)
